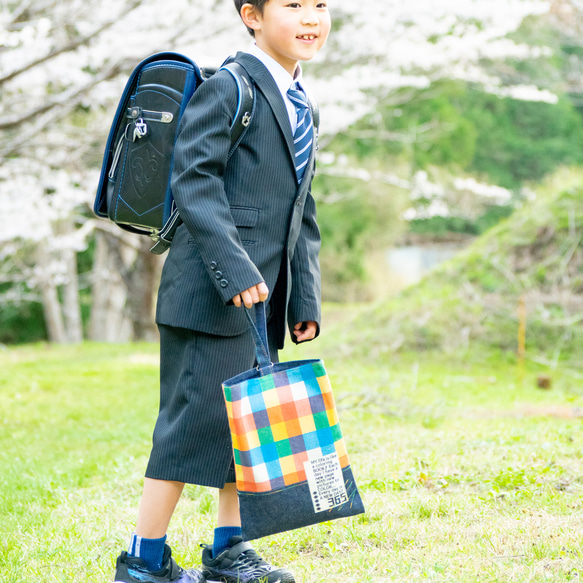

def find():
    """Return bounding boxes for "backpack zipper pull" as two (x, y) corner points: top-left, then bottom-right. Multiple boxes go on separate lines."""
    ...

(133, 118), (149, 141)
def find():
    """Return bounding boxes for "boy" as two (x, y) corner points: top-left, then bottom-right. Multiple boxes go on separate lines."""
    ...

(113, 0), (331, 582)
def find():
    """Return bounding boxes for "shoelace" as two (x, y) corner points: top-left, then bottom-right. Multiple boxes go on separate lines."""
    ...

(234, 549), (269, 571)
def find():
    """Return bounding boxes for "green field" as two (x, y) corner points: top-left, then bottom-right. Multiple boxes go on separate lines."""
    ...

(1, 319), (582, 582)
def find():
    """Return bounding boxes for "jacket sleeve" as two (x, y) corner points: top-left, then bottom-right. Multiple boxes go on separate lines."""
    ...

(287, 187), (322, 343)
(170, 72), (264, 304)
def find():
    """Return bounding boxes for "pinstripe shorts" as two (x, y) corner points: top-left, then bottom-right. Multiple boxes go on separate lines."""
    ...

(145, 322), (279, 488)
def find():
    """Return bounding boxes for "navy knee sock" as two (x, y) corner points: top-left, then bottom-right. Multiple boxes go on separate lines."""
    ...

(128, 533), (167, 572)
(213, 526), (242, 558)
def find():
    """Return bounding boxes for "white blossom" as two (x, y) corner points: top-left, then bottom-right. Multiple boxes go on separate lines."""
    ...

(402, 200), (451, 221)
(454, 178), (513, 204)
(410, 171), (446, 201)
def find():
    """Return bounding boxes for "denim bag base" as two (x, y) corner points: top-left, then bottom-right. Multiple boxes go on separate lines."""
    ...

(222, 304), (365, 540)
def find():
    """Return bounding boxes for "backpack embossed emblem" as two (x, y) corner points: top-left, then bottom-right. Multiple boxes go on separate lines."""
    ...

(130, 141), (162, 194)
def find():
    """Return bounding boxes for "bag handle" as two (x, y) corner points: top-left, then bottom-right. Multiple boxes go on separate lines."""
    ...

(244, 302), (273, 372)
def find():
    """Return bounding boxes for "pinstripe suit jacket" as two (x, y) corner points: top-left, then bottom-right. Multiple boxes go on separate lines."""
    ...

(156, 52), (321, 347)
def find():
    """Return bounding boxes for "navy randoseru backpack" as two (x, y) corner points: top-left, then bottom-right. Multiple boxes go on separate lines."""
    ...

(93, 52), (255, 254)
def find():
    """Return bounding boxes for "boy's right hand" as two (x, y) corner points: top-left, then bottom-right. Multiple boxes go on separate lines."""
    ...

(232, 282), (269, 308)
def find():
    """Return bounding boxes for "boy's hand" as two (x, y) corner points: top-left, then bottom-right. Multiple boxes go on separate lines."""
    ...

(293, 321), (318, 343)
(232, 282), (269, 308)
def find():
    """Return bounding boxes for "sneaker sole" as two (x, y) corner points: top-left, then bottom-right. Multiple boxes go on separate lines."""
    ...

(206, 578), (294, 583)
(114, 575), (204, 583)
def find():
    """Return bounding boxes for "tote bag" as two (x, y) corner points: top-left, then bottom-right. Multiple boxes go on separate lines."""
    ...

(222, 303), (365, 540)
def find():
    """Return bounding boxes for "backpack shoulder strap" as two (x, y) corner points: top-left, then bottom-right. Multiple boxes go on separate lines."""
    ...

(150, 62), (255, 255)
(219, 62), (256, 159)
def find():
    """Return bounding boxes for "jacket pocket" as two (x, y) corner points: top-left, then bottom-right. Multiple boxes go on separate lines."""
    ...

(230, 206), (259, 228)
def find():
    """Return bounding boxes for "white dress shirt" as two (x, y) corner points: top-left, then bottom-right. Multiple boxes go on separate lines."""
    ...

(245, 44), (304, 133)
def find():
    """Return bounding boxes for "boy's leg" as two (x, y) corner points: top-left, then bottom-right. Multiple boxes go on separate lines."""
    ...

(212, 482), (243, 559)
(114, 477), (203, 582)
(135, 478), (185, 538)
(134, 478), (239, 537)
(118, 478), (185, 575)
(217, 482), (241, 527)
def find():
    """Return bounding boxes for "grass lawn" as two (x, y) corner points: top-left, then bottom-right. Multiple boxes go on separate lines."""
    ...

(1, 319), (582, 582)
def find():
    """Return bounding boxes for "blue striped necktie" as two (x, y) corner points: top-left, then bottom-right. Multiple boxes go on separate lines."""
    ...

(287, 84), (313, 184)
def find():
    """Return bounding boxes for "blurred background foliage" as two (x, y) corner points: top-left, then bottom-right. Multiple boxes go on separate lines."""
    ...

(339, 170), (583, 366)
(308, 11), (583, 311)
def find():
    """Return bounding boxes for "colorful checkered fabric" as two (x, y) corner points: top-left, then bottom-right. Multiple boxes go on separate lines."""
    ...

(223, 361), (350, 493)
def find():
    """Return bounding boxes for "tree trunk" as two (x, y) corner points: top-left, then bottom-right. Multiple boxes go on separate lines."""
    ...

(88, 230), (132, 342)
(62, 245), (83, 343)
(36, 246), (67, 343)
(89, 228), (163, 342)
(127, 240), (163, 342)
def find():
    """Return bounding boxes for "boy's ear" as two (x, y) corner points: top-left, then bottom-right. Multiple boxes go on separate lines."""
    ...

(240, 3), (262, 33)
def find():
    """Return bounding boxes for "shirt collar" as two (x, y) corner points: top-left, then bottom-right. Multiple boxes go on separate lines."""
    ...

(247, 43), (303, 94)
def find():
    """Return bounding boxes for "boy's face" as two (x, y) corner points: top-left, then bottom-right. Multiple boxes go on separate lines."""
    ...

(244, 0), (331, 76)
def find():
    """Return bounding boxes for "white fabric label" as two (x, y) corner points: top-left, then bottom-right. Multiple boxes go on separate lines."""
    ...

(304, 452), (348, 513)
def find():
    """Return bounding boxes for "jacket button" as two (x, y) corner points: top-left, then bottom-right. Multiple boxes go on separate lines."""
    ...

(215, 271), (223, 279)
(220, 279), (229, 288)
(210, 261), (218, 270)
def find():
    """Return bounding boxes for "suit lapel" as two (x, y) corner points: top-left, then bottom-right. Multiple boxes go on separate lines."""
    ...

(235, 52), (297, 173)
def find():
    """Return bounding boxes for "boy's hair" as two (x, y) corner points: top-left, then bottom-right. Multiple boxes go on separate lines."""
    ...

(233, 0), (268, 36)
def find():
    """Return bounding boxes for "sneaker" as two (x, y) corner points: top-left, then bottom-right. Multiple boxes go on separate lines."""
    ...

(201, 536), (295, 583)
(114, 543), (205, 583)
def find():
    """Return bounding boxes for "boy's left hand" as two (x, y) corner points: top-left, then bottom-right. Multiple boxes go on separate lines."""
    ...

(293, 321), (318, 343)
